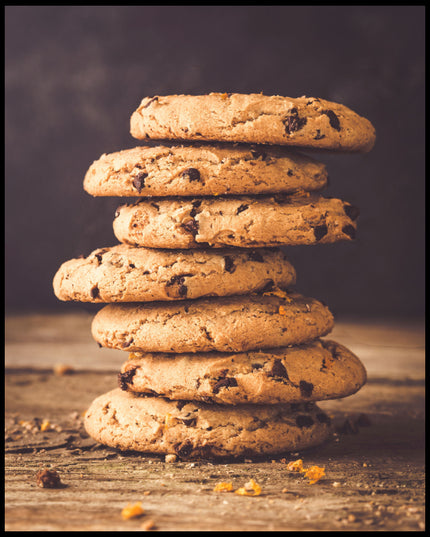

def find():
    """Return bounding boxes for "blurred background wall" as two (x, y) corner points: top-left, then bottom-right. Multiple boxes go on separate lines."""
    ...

(5, 5), (425, 320)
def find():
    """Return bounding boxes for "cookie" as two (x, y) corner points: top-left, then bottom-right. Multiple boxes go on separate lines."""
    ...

(84, 388), (332, 459)
(130, 93), (376, 153)
(53, 244), (296, 303)
(113, 193), (359, 249)
(119, 339), (366, 405)
(83, 144), (328, 197)
(91, 293), (334, 353)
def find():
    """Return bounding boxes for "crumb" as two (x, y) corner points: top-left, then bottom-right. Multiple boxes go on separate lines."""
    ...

(36, 468), (63, 489)
(213, 482), (233, 492)
(303, 466), (325, 484)
(54, 364), (74, 376)
(141, 519), (156, 531)
(121, 502), (145, 520)
(287, 459), (304, 472)
(165, 454), (177, 463)
(235, 479), (262, 496)
(40, 419), (51, 432)
(332, 481), (341, 488)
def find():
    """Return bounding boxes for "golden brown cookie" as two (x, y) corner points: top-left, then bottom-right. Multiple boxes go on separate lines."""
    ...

(83, 144), (328, 197)
(130, 93), (375, 152)
(91, 293), (334, 353)
(84, 388), (332, 459)
(113, 193), (359, 249)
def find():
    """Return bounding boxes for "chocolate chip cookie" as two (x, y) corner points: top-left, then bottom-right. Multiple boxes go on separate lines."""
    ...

(84, 388), (332, 459)
(83, 144), (328, 197)
(53, 244), (296, 302)
(113, 193), (359, 249)
(130, 93), (376, 152)
(119, 339), (366, 405)
(91, 293), (334, 353)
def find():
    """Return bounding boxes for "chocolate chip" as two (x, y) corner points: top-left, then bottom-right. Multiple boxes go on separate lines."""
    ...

(182, 218), (199, 236)
(342, 224), (356, 239)
(250, 146), (267, 160)
(182, 168), (201, 182)
(90, 285), (100, 299)
(299, 380), (314, 397)
(132, 172), (148, 192)
(118, 368), (137, 391)
(343, 203), (360, 221)
(166, 274), (193, 298)
(129, 263), (135, 269)
(287, 169), (294, 176)
(189, 199), (202, 217)
(236, 204), (248, 215)
(180, 417), (197, 427)
(143, 96), (158, 108)
(212, 377), (238, 394)
(322, 109), (341, 131)
(252, 363), (264, 369)
(295, 415), (314, 428)
(248, 250), (264, 262)
(283, 108), (307, 134)
(314, 224), (328, 241)
(224, 256), (236, 273)
(119, 337), (134, 349)
(269, 359), (289, 379)
(175, 440), (193, 458)
(314, 129), (326, 140)
(316, 412), (331, 424)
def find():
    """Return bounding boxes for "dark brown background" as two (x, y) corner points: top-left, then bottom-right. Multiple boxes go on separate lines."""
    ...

(5, 5), (425, 319)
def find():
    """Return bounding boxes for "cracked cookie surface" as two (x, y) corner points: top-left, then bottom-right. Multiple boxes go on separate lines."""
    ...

(84, 388), (332, 458)
(113, 193), (359, 249)
(119, 339), (366, 405)
(130, 93), (376, 152)
(83, 144), (328, 197)
(53, 244), (296, 302)
(91, 293), (334, 353)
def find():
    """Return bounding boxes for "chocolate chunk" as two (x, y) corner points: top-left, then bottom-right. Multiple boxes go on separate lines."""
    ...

(299, 380), (314, 397)
(118, 368), (137, 391)
(314, 224), (328, 241)
(342, 224), (356, 239)
(343, 203), (360, 221)
(90, 285), (100, 299)
(190, 199), (202, 217)
(166, 273), (193, 297)
(180, 417), (197, 427)
(212, 377), (238, 394)
(322, 109), (341, 131)
(316, 412), (331, 424)
(283, 108), (307, 134)
(248, 250), (264, 262)
(295, 415), (314, 428)
(236, 203), (249, 215)
(36, 469), (63, 489)
(182, 168), (201, 182)
(182, 218), (199, 236)
(287, 169), (294, 176)
(143, 96), (158, 108)
(175, 440), (193, 458)
(132, 172), (148, 192)
(224, 256), (236, 273)
(269, 359), (289, 379)
(314, 129), (326, 140)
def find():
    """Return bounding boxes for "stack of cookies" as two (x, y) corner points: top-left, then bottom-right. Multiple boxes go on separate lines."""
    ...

(53, 93), (375, 460)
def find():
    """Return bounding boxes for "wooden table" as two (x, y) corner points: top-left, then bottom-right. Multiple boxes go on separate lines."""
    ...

(5, 313), (425, 532)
